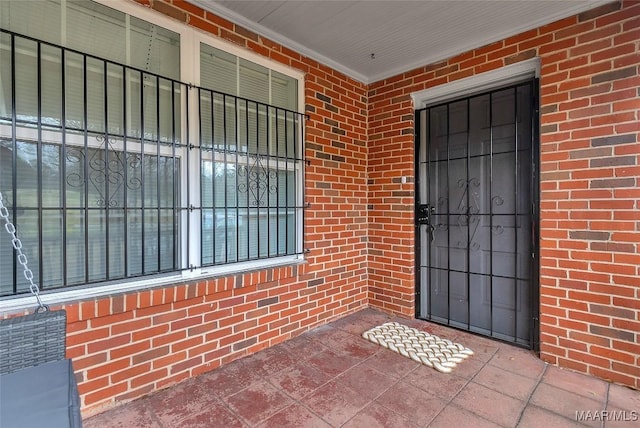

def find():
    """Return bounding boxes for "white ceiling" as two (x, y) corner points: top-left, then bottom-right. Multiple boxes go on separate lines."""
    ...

(193, 0), (612, 84)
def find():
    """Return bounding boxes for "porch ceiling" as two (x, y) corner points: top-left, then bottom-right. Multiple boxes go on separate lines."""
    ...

(192, 0), (612, 84)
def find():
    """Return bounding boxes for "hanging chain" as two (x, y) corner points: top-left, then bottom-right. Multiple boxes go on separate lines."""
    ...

(0, 191), (48, 312)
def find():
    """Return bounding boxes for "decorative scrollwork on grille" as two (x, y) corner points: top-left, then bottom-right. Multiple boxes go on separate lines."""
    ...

(66, 135), (142, 207)
(237, 154), (277, 207)
(431, 177), (508, 253)
(455, 177), (483, 250)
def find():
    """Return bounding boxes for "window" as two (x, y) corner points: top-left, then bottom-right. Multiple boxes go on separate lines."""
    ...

(198, 43), (300, 265)
(0, 0), (305, 297)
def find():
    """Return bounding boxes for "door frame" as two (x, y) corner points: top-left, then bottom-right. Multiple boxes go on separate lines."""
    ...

(412, 59), (541, 352)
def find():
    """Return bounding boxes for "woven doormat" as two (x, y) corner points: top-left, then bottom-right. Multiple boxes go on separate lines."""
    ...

(362, 322), (473, 373)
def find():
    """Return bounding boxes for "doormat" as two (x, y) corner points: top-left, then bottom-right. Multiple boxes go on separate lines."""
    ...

(362, 322), (473, 373)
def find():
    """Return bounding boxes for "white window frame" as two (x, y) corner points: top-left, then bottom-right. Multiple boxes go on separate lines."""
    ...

(0, 0), (305, 312)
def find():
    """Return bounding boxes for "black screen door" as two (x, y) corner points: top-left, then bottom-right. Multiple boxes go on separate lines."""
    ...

(415, 80), (538, 348)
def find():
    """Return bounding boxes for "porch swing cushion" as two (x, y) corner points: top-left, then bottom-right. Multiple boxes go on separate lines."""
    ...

(0, 358), (82, 427)
(0, 310), (82, 428)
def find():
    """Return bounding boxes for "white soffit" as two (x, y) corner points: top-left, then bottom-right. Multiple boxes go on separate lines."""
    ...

(193, 0), (614, 84)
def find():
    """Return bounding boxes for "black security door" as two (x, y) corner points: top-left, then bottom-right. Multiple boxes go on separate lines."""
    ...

(415, 80), (539, 348)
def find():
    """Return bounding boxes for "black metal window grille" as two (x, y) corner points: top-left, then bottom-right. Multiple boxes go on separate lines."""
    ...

(0, 29), (306, 297)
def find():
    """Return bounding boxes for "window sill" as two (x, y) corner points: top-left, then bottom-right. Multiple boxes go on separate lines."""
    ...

(0, 255), (305, 314)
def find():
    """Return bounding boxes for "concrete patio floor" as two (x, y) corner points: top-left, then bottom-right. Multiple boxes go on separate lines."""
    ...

(84, 308), (640, 427)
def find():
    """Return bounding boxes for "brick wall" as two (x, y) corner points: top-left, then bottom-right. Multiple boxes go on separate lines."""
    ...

(41, 0), (367, 416)
(64, 262), (368, 416)
(368, 0), (639, 389)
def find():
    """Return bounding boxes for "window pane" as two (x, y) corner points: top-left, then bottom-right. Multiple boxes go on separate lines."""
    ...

(0, 0), (62, 45)
(198, 52), (301, 266)
(2, 1), (180, 135)
(1, 133), (180, 290)
(66, 209), (85, 285)
(108, 211), (126, 279)
(15, 210), (40, 293)
(65, 51), (85, 130)
(203, 155), (297, 266)
(200, 44), (236, 95)
(271, 70), (297, 111)
(106, 62), (125, 137)
(0, 33), (10, 122)
(239, 59), (268, 105)
(130, 17), (180, 81)
(86, 57), (106, 134)
(66, 0), (126, 64)
(14, 37), (39, 124)
(41, 45), (64, 128)
(199, 90), (213, 149)
(199, 91), (229, 151)
(42, 210), (63, 288)
(122, 70), (182, 144)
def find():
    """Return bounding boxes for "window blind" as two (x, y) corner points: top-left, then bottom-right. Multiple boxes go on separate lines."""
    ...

(0, 0), (180, 137)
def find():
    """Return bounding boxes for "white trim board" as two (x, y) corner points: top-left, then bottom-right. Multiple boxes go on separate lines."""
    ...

(411, 58), (541, 108)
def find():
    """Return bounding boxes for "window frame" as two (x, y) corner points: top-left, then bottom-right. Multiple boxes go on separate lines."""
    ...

(0, 0), (306, 311)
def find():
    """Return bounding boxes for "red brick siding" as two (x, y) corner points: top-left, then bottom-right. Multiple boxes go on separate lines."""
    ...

(60, 264), (366, 414)
(63, 262), (368, 415)
(368, 0), (639, 389)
